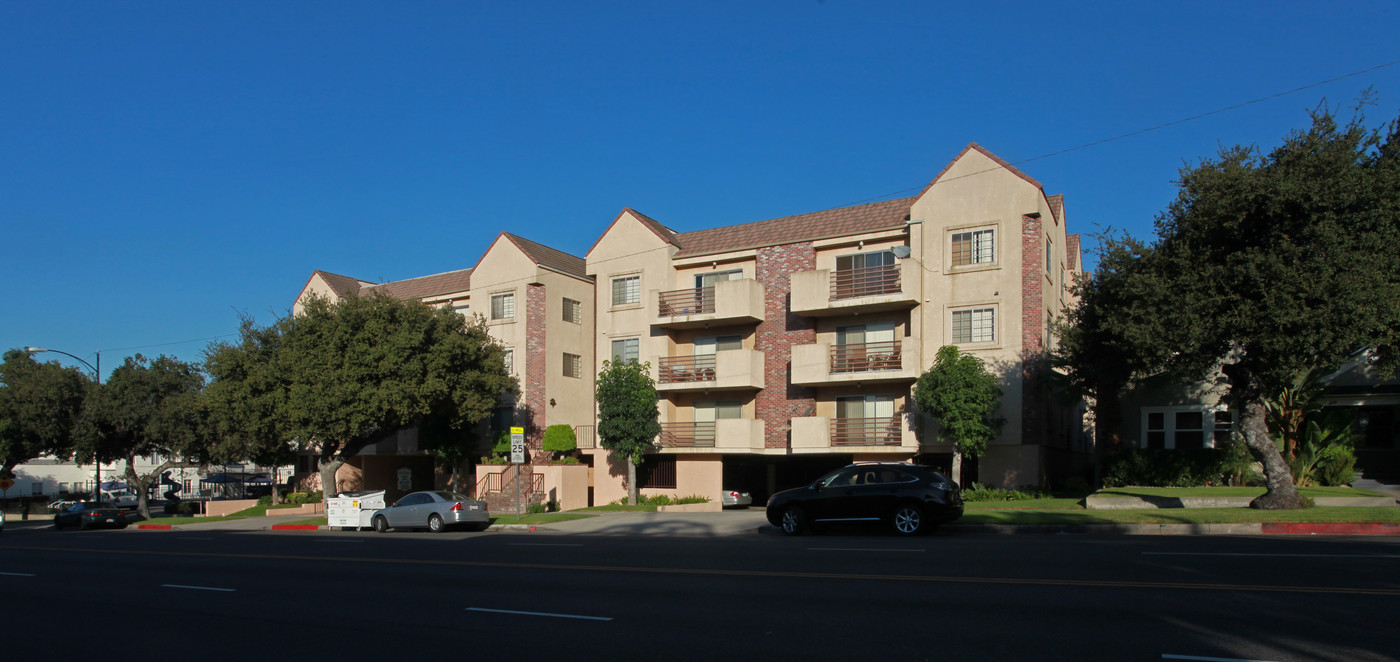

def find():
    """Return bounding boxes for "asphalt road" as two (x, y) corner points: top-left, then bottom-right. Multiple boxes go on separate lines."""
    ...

(2, 524), (1397, 661)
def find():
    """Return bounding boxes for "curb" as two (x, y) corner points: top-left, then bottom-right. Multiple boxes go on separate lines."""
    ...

(1260, 522), (1400, 535)
(136, 524), (173, 530)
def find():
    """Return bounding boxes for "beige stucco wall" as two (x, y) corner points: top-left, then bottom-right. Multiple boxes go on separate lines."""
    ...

(538, 464), (589, 511)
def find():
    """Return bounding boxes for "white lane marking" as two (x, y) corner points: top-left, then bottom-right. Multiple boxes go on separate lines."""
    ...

(467, 607), (611, 621)
(1163, 655), (1280, 662)
(809, 548), (924, 553)
(508, 543), (583, 547)
(161, 584), (236, 592)
(0, 572), (36, 577)
(1145, 552), (1400, 559)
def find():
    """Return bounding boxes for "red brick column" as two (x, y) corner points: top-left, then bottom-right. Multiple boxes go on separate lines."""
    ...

(1020, 215), (1045, 446)
(755, 243), (817, 449)
(526, 283), (548, 464)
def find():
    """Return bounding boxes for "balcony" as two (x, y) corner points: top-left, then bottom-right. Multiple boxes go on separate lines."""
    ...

(790, 261), (920, 317)
(654, 349), (765, 392)
(657, 418), (765, 453)
(652, 279), (765, 330)
(790, 415), (916, 453)
(790, 337), (921, 386)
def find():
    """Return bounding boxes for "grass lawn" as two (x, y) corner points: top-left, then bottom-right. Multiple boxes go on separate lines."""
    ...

(577, 504), (661, 513)
(966, 498), (1084, 511)
(1092, 486), (1383, 499)
(489, 512), (596, 525)
(228, 503), (304, 517)
(960, 506), (1400, 526)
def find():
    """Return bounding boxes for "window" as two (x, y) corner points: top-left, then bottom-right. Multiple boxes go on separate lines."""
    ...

(503, 350), (514, 374)
(834, 251), (898, 298)
(951, 229), (995, 266)
(452, 302), (470, 317)
(951, 308), (995, 344)
(563, 298), (582, 324)
(490, 292), (515, 320)
(1046, 236), (1053, 274)
(32, 482), (42, 495)
(612, 275), (640, 306)
(611, 338), (639, 363)
(564, 353), (582, 378)
(1142, 407), (1234, 449)
(695, 270), (742, 288)
(639, 456), (677, 489)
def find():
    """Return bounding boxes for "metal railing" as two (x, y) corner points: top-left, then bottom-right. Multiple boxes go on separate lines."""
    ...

(831, 416), (903, 446)
(472, 469), (544, 499)
(658, 286), (716, 316)
(573, 424), (595, 449)
(658, 355), (718, 384)
(831, 263), (901, 300)
(658, 421), (717, 448)
(830, 340), (902, 373)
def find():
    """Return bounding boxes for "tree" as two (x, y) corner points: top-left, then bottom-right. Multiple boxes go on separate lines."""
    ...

(912, 345), (1005, 484)
(1065, 103), (1400, 509)
(541, 424), (577, 460)
(82, 354), (207, 519)
(0, 349), (91, 481)
(595, 359), (660, 505)
(205, 293), (517, 499)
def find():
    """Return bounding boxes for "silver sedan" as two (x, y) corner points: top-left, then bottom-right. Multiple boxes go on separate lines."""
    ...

(371, 491), (490, 533)
(722, 489), (753, 508)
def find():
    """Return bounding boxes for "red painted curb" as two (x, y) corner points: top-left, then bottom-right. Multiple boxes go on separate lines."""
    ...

(137, 524), (173, 530)
(1261, 522), (1400, 535)
(271, 524), (319, 530)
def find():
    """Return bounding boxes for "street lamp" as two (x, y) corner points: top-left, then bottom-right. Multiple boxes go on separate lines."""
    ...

(24, 347), (103, 504)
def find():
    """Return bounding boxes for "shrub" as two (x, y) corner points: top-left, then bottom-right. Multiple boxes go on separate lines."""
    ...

(527, 502), (548, 514)
(962, 483), (1048, 502)
(1313, 443), (1358, 487)
(542, 425), (577, 454)
(479, 455), (509, 466)
(554, 456), (581, 465)
(675, 495), (709, 505)
(256, 496), (273, 507)
(286, 491), (322, 505)
(1102, 448), (1241, 488)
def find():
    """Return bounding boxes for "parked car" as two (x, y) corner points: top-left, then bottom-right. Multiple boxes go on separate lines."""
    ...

(53, 502), (128, 530)
(765, 462), (963, 536)
(721, 489), (752, 508)
(371, 491), (489, 533)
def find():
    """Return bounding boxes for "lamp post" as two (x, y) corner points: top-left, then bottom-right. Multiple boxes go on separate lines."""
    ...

(24, 347), (102, 503)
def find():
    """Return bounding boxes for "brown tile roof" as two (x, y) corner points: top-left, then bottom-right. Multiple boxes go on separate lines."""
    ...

(309, 270), (372, 298)
(502, 233), (589, 279)
(671, 197), (915, 258)
(364, 268), (473, 301)
(1046, 193), (1064, 225)
(919, 142), (1042, 198)
(1066, 233), (1081, 272)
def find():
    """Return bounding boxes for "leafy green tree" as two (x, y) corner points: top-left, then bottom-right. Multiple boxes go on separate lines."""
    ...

(542, 424), (577, 460)
(912, 345), (1005, 484)
(0, 349), (92, 481)
(205, 293), (517, 498)
(595, 359), (660, 505)
(420, 414), (478, 493)
(82, 355), (206, 518)
(1064, 103), (1400, 509)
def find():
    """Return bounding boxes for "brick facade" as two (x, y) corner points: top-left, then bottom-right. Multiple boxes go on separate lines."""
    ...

(755, 243), (817, 449)
(525, 283), (548, 464)
(1020, 215), (1046, 446)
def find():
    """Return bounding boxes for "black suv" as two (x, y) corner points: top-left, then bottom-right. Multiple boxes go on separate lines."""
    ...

(765, 463), (963, 536)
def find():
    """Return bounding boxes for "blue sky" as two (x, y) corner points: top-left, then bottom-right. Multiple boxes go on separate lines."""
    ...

(4, 1), (1398, 378)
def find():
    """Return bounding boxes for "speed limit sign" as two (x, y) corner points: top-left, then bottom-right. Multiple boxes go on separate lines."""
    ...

(510, 426), (526, 464)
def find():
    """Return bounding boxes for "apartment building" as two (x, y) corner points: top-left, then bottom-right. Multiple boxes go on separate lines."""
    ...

(296, 232), (595, 499)
(586, 143), (1087, 504)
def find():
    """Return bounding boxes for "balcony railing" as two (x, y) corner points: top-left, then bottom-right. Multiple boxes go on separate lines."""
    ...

(831, 264), (901, 300)
(658, 355), (718, 384)
(831, 415), (902, 446)
(830, 341), (902, 373)
(658, 421), (717, 448)
(573, 425), (595, 450)
(658, 286), (716, 317)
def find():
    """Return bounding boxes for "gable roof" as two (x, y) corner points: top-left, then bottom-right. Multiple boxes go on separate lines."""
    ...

(306, 270), (373, 298)
(363, 268), (473, 301)
(586, 207), (680, 258)
(919, 142), (1042, 198)
(1046, 193), (1064, 225)
(671, 197), (914, 258)
(501, 232), (589, 279)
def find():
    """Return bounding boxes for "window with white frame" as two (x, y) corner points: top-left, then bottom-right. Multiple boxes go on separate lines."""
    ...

(503, 350), (514, 374)
(563, 298), (582, 324)
(490, 292), (515, 320)
(951, 229), (995, 266)
(951, 307), (995, 344)
(1143, 406), (1234, 450)
(611, 338), (639, 363)
(564, 353), (583, 378)
(611, 275), (640, 306)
